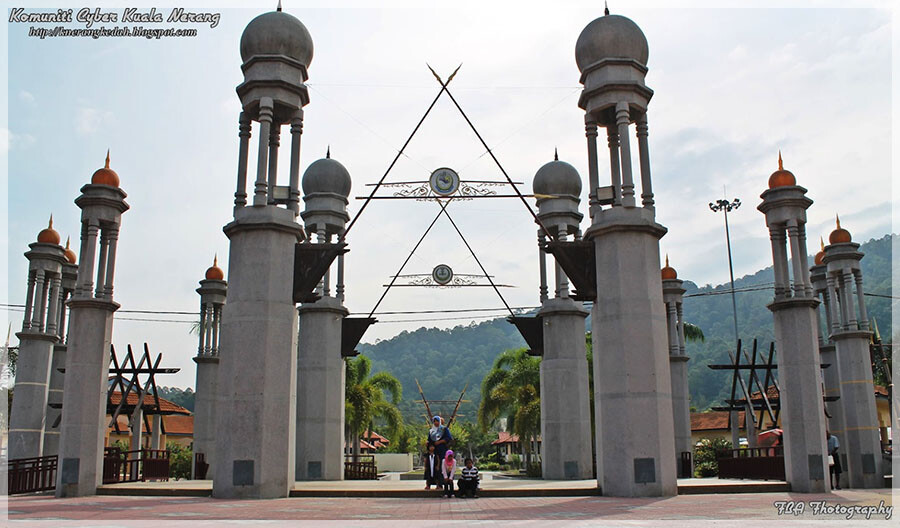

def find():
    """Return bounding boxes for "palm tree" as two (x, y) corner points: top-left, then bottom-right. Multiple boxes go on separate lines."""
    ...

(477, 347), (541, 468)
(345, 354), (403, 461)
(684, 322), (705, 343)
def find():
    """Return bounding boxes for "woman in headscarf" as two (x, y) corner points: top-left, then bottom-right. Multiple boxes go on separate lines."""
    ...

(428, 415), (453, 460)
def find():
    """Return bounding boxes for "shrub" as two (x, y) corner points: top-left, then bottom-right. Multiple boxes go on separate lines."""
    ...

(526, 462), (541, 478)
(480, 461), (500, 471)
(167, 441), (192, 480)
(508, 454), (521, 468)
(693, 437), (732, 478)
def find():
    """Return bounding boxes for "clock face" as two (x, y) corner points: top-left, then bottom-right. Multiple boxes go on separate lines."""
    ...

(432, 264), (453, 285)
(429, 167), (460, 196)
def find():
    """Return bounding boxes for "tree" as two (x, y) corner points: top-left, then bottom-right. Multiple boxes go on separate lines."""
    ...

(477, 347), (541, 467)
(684, 323), (705, 343)
(345, 354), (403, 460)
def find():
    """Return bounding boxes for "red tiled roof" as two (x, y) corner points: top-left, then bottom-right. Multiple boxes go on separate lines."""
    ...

(749, 384), (888, 401)
(108, 414), (193, 436)
(492, 431), (519, 445)
(163, 415), (194, 436)
(363, 429), (389, 444)
(690, 411), (746, 432)
(108, 391), (191, 415)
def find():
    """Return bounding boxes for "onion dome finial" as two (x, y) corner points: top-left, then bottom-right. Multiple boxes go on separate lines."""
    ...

(37, 214), (61, 245)
(661, 254), (678, 280)
(205, 254), (225, 280)
(829, 214), (852, 244)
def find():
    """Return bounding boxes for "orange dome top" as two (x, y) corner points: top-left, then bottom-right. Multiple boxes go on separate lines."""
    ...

(768, 151), (796, 189)
(661, 254), (677, 280)
(814, 236), (825, 266)
(63, 236), (77, 264)
(37, 215), (61, 245)
(829, 215), (851, 244)
(205, 254), (225, 280)
(91, 150), (120, 187)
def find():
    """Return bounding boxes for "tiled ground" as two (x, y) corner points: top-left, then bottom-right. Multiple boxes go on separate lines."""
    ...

(5, 488), (894, 526)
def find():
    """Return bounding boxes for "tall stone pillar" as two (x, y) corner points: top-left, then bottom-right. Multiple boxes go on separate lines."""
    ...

(532, 154), (593, 480)
(757, 154), (829, 493)
(44, 243), (78, 456)
(576, 12), (676, 496)
(9, 218), (66, 460)
(823, 219), (882, 488)
(213, 6), (310, 499)
(296, 152), (351, 481)
(662, 258), (692, 478)
(192, 257), (226, 479)
(56, 153), (129, 497)
(810, 240), (845, 487)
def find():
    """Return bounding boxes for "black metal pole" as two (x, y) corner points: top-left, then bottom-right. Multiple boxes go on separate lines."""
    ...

(723, 206), (739, 347)
(709, 197), (742, 349)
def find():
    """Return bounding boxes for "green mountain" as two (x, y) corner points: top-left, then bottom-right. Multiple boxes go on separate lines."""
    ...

(363, 234), (894, 421)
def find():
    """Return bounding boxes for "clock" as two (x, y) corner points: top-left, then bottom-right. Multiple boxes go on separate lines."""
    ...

(432, 264), (454, 285)
(429, 167), (460, 196)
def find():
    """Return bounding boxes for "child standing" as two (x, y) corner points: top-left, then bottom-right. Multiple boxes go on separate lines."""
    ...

(423, 442), (441, 490)
(458, 457), (479, 498)
(441, 450), (457, 498)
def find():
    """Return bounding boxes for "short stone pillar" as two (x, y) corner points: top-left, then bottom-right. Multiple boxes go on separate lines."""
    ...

(757, 154), (829, 493)
(57, 153), (129, 497)
(823, 219), (882, 488)
(10, 218), (66, 460)
(532, 154), (593, 480)
(213, 6), (310, 499)
(192, 257), (226, 479)
(130, 406), (143, 452)
(43, 242), (78, 457)
(810, 241), (845, 488)
(576, 12), (677, 496)
(661, 258), (692, 478)
(150, 415), (162, 450)
(295, 152), (351, 481)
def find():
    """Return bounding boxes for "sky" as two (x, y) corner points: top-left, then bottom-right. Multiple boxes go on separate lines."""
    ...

(3, 1), (896, 389)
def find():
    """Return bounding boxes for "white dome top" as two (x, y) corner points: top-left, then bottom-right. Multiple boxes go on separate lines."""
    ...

(302, 154), (351, 196)
(240, 10), (314, 66)
(575, 14), (649, 72)
(533, 157), (582, 198)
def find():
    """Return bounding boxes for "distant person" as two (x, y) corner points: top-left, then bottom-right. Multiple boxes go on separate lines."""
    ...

(423, 442), (441, 490)
(828, 431), (842, 489)
(441, 450), (457, 498)
(428, 415), (453, 460)
(458, 457), (480, 498)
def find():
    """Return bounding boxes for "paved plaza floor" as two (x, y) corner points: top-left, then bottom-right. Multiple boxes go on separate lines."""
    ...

(5, 484), (894, 526)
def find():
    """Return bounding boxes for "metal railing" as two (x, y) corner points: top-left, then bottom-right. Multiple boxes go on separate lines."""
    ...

(344, 454), (378, 480)
(8, 455), (58, 495)
(103, 447), (170, 484)
(716, 446), (785, 481)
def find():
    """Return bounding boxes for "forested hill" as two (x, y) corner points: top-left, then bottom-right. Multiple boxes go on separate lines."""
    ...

(359, 319), (525, 425)
(682, 233), (893, 409)
(363, 234), (894, 421)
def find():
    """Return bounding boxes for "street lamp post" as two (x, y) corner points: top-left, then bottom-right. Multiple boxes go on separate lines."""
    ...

(709, 197), (742, 347)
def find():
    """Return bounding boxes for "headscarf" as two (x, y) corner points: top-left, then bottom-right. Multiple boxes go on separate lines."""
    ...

(429, 415), (444, 441)
(444, 450), (455, 467)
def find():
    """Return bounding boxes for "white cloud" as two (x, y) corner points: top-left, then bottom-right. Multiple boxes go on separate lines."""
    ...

(1, 129), (36, 151)
(76, 106), (115, 136)
(18, 90), (34, 104)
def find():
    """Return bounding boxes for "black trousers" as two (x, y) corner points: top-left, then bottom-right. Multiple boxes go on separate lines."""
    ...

(442, 478), (454, 496)
(458, 479), (478, 497)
